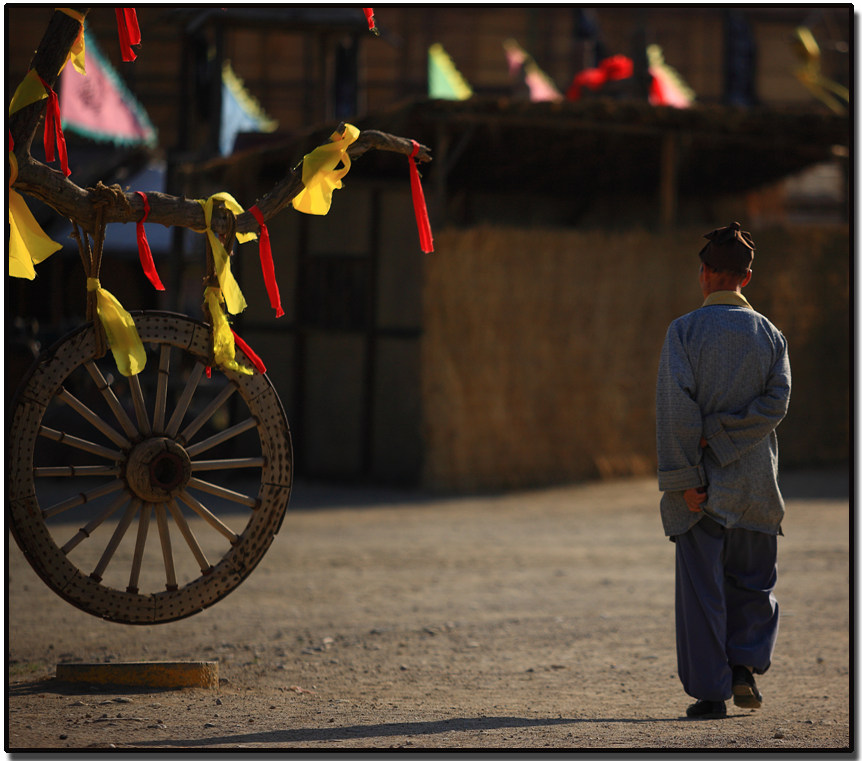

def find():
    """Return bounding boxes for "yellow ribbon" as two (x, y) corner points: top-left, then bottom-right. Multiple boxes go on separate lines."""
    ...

(86, 278), (147, 376)
(204, 287), (253, 376)
(292, 123), (360, 215)
(56, 8), (86, 75)
(9, 69), (48, 116)
(196, 192), (256, 316)
(8, 150), (61, 279)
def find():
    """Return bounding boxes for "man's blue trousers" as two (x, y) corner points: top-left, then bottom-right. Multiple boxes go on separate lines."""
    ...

(674, 516), (779, 701)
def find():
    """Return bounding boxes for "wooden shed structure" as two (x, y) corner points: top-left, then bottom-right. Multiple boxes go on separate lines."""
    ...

(6, 6), (851, 490)
(180, 97), (849, 488)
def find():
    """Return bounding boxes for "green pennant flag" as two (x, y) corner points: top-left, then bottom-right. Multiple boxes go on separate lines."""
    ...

(428, 43), (472, 100)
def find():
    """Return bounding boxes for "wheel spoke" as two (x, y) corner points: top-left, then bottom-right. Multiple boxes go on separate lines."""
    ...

(61, 491), (129, 554)
(127, 502), (152, 593)
(177, 490), (241, 542)
(152, 345), (171, 434)
(35, 465), (120, 477)
(186, 476), (258, 508)
(180, 383), (236, 444)
(10, 312), (292, 623)
(166, 498), (212, 573)
(39, 426), (123, 461)
(191, 457), (265, 472)
(165, 362), (205, 438)
(90, 499), (139, 582)
(154, 503), (178, 590)
(56, 387), (131, 449)
(128, 373), (151, 436)
(84, 361), (138, 440)
(184, 417), (258, 458)
(42, 479), (126, 520)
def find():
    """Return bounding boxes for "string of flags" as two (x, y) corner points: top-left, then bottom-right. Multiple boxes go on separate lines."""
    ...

(428, 35), (694, 108)
(9, 6), (434, 381)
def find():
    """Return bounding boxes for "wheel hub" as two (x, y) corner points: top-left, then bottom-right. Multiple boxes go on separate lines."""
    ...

(125, 437), (191, 502)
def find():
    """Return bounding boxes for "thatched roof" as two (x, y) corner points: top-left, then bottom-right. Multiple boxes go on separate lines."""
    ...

(195, 96), (850, 200)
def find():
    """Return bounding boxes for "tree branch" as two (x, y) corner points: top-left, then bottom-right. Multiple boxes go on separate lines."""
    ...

(9, 8), (433, 238)
(12, 131), (432, 236)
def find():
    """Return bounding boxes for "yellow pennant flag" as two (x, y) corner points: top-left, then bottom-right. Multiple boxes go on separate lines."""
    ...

(8, 150), (61, 279)
(204, 287), (253, 376)
(197, 192), (256, 316)
(292, 123), (360, 215)
(87, 278), (146, 376)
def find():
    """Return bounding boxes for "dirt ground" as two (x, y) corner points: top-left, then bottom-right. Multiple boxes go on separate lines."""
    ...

(6, 468), (851, 752)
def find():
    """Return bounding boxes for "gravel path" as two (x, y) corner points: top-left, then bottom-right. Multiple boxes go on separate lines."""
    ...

(6, 470), (850, 751)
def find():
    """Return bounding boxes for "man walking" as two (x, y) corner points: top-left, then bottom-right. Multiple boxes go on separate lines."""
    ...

(655, 222), (791, 719)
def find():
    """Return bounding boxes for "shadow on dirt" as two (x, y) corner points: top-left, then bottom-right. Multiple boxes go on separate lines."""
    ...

(8, 678), (179, 697)
(129, 713), (749, 747)
(778, 467), (849, 500)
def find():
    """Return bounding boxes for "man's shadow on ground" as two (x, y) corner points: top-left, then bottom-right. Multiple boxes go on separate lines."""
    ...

(130, 713), (750, 747)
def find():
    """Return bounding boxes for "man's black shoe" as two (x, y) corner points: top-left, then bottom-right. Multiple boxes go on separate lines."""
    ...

(732, 665), (763, 709)
(686, 699), (726, 719)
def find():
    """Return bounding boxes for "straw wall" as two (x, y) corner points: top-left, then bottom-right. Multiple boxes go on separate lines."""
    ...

(421, 225), (849, 491)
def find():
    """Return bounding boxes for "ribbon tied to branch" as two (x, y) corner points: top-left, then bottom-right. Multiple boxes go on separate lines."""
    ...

(87, 277), (147, 376)
(8, 132), (62, 279)
(196, 192), (257, 315)
(115, 8), (142, 62)
(9, 69), (70, 176)
(408, 140), (434, 253)
(292, 123), (360, 216)
(249, 205), (283, 317)
(204, 286), (255, 376)
(56, 7), (87, 74)
(135, 191), (165, 290)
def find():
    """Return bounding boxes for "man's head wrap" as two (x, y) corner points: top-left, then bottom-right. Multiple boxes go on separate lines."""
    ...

(698, 221), (755, 273)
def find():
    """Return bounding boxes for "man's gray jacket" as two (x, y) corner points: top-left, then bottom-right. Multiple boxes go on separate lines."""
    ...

(655, 291), (791, 537)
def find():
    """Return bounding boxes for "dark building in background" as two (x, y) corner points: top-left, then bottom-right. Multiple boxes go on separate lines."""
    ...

(6, 7), (851, 487)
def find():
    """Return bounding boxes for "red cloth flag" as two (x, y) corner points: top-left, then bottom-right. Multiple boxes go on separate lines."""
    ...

(231, 330), (267, 375)
(249, 205), (284, 317)
(37, 76), (70, 176)
(115, 8), (141, 62)
(363, 8), (377, 34)
(408, 141), (433, 254)
(134, 192), (165, 290)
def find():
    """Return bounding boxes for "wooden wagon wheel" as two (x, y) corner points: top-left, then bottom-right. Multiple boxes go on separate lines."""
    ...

(7, 311), (292, 624)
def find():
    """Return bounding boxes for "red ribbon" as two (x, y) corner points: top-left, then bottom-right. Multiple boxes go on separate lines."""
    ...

(408, 141), (434, 254)
(363, 8), (377, 32)
(115, 8), (141, 62)
(249, 205), (283, 318)
(231, 330), (267, 374)
(135, 192), (165, 291)
(37, 76), (70, 176)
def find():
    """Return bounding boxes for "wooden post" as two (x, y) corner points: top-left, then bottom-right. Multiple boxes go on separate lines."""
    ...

(659, 132), (678, 229)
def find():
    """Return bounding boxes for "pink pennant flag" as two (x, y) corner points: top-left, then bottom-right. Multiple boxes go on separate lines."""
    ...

(60, 31), (157, 147)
